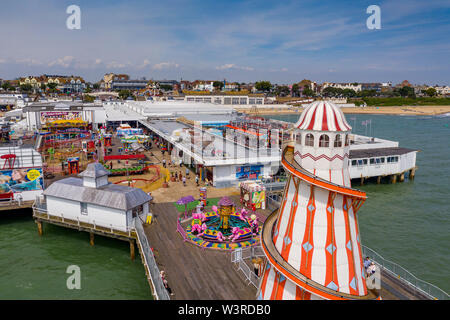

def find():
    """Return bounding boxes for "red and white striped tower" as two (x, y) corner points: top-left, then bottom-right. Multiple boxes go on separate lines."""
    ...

(258, 101), (379, 300)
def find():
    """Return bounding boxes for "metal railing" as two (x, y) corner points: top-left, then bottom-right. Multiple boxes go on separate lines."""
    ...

(361, 245), (449, 300)
(134, 217), (171, 300)
(231, 246), (266, 288)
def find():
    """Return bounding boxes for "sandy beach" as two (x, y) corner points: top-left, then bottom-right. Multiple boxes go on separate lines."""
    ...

(238, 105), (450, 116)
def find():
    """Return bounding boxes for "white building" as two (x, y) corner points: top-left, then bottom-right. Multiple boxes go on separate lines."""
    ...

(322, 82), (362, 92)
(23, 101), (107, 131)
(433, 85), (450, 96)
(42, 163), (151, 232)
(184, 95), (264, 106)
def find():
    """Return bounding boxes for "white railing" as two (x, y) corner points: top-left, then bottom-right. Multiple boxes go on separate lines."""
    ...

(231, 246), (266, 288)
(361, 245), (449, 300)
(134, 217), (171, 300)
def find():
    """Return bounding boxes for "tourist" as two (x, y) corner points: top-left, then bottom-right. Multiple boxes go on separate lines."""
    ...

(179, 171), (182, 182)
(171, 158), (175, 167)
(179, 159), (183, 167)
(367, 262), (377, 276)
(185, 167), (190, 178)
(253, 261), (260, 277)
(195, 175), (199, 186)
(109, 162), (113, 170)
(162, 159), (166, 168)
(182, 176), (186, 186)
(175, 172), (178, 181)
(364, 257), (371, 271)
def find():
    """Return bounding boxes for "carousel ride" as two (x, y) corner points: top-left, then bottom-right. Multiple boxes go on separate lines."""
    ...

(184, 196), (261, 250)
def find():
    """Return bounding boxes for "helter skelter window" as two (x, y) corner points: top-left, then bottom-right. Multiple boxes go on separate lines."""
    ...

(334, 134), (342, 147)
(296, 133), (302, 145)
(319, 134), (329, 147)
(305, 133), (314, 147)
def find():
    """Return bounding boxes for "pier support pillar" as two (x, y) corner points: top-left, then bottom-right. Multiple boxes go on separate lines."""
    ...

(89, 232), (94, 246)
(409, 168), (416, 180)
(391, 174), (397, 184)
(360, 175), (364, 186)
(399, 173), (405, 182)
(377, 176), (381, 184)
(37, 220), (43, 236)
(130, 240), (135, 261)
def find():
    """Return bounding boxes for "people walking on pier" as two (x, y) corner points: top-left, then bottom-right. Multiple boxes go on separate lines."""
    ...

(175, 172), (178, 181)
(160, 271), (174, 296)
(182, 176), (186, 187)
(367, 262), (377, 276)
(179, 171), (182, 182)
(162, 159), (166, 168)
(195, 175), (199, 186)
(364, 257), (372, 271)
(185, 167), (190, 178)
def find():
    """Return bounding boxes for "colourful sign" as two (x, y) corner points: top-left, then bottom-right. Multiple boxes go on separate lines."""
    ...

(236, 165), (262, 180)
(40, 111), (82, 124)
(0, 168), (43, 195)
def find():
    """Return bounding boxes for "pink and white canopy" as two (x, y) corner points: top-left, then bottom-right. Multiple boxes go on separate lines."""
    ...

(296, 101), (351, 132)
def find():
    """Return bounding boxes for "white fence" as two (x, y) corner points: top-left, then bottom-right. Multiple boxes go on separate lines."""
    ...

(362, 245), (449, 300)
(231, 246), (266, 289)
(134, 218), (171, 300)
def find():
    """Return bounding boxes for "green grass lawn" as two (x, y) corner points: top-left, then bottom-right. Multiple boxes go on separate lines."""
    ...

(174, 197), (220, 212)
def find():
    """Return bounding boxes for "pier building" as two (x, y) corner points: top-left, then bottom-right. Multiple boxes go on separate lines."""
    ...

(35, 162), (151, 233)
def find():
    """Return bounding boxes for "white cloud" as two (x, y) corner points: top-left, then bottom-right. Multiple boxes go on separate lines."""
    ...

(216, 64), (254, 71)
(48, 56), (75, 68)
(153, 62), (179, 70)
(15, 58), (43, 66)
(138, 59), (151, 69)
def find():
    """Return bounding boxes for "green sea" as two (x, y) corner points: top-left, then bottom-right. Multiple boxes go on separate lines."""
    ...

(0, 113), (449, 299)
(266, 113), (450, 294)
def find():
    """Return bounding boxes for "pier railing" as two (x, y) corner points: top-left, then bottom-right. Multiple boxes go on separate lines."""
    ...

(361, 245), (449, 300)
(134, 217), (171, 300)
(231, 246), (266, 288)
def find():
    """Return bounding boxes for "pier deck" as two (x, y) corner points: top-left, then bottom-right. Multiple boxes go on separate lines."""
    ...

(0, 200), (34, 212)
(143, 200), (267, 300)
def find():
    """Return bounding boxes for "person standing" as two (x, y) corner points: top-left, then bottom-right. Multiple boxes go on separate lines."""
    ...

(162, 159), (166, 168)
(182, 176), (186, 187)
(195, 174), (199, 186)
(185, 167), (190, 179)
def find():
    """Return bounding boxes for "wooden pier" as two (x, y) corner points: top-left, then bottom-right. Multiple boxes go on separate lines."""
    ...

(32, 208), (137, 260)
(0, 200), (34, 212)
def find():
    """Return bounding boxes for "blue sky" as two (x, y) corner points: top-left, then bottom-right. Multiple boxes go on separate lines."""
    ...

(0, 0), (449, 84)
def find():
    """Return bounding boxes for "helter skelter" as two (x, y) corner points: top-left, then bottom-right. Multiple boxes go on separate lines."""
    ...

(258, 101), (381, 300)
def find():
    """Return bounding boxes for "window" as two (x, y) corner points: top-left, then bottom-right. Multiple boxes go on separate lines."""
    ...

(345, 134), (349, 146)
(80, 203), (87, 215)
(334, 134), (342, 147)
(296, 133), (302, 145)
(370, 158), (375, 164)
(305, 133), (314, 147)
(319, 134), (329, 147)
(352, 160), (357, 166)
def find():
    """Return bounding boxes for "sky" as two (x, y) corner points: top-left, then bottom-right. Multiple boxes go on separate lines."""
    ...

(0, 0), (449, 84)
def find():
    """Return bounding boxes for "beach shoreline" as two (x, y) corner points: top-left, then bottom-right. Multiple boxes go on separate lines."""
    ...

(237, 105), (450, 116)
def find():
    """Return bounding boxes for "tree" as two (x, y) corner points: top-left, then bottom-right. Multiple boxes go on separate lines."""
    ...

(47, 82), (58, 92)
(213, 81), (224, 91)
(1, 81), (11, 91)
(159, 84), (173, 92)
(255, 81), (272, 93)
(423, 87), (437, 97)
(396, 86), (415, 98)
(274, 85), (290, 97)
(83, 94), (95, 103)
(93, 83), (100, 90)
(291, 84), (300, 97)
(20, 84), (32, 92)
(40, 83), (47, 91)
(303, 87), (315, 97)
(118, 89), (133, 100)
